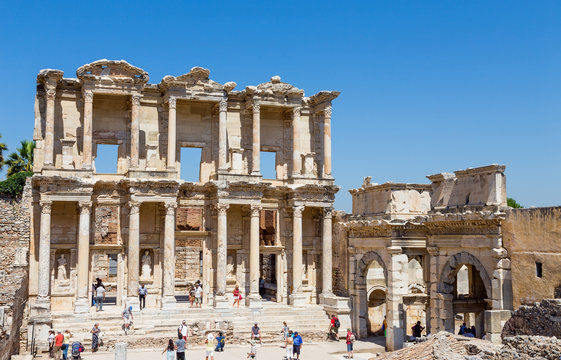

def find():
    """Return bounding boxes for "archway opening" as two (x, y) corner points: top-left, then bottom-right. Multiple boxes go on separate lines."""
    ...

(404, 257), (427, 337)
(452, 263), (488, 338)
(366, 258), (386, 335)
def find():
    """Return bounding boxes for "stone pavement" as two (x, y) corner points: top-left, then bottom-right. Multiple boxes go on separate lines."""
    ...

(78, 338), (386, 360)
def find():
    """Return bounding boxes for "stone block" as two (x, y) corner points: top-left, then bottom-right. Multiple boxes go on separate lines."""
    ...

(115, 342), (127, 360)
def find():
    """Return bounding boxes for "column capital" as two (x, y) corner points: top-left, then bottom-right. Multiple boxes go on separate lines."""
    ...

(82, 90), (93, 103)
(323, 207), (334, 218)
(292, 106), (301, 118)
(131, 94), (141, 106)
(219, 98), (228, 112)
(215, 203), (229, 215)
(293, 205), (304, 217)
(40, 200), (52, 214)
(78, 201), (92, 214)
(253, 102), (260, 113)
(164, 202), (177, 215)
(387, 245), (402, 255)
(45, 88), (56, 101)
(323, 105), (332, 119)
(250, 205), (262, 217)
(427, 246), (439, 256)
(129, 200), (141, 214)
(168, 96), (176, 109)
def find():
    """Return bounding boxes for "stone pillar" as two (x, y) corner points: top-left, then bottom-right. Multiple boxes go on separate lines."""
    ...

(427, 246), (440, 334)
(320, 207), (334, 299)
(218, 99), (228, 171)
(251, 101), (261, 175)
(323, 106), (332, 177)
(38, 200), (52, 302)
(249, 205), (262, 307)
(44, 87), (56, 166)
(82, 90), (93, 169)
(127, 201), (141, 310)
(130, 94), (141, 169)
(75, 201), (92, 313)
(291, 107), (302, 176)
(167, 97), (176, 169)
(386, 246), (408, 351)
(162, 202), (177, 309)
(215, 203), (229, 307)
(289, 206), (306, 305)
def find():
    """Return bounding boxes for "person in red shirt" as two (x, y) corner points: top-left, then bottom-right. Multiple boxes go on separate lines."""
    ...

(54, 330), (64, 360)
(346, 328), (355, 359)
(328, 315), (340, 341)
(233, 285), (241, 308)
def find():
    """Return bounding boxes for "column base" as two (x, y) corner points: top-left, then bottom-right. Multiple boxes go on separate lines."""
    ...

(214, 295), (229, 308)
(74, 297), (90, 314)
(289, 293), (307, 306)
(126, 296), (140, 311)
(248, 294), (263, 309)
(386, 327), (405, 351)
(161, 296), (177, 310)
(31, 297), (51, 318)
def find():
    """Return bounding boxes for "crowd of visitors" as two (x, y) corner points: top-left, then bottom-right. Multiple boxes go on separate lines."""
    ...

(48, 329), (84, 360)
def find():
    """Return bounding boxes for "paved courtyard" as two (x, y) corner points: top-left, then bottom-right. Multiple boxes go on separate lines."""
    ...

(79, 338), (386, 360)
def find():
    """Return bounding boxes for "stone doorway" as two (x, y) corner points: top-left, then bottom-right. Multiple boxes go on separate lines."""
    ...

(260, 253), (277, 301)
(367, 288), (386, 335)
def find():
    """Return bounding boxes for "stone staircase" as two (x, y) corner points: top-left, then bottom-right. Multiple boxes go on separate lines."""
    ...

(50, 302), (331, 350)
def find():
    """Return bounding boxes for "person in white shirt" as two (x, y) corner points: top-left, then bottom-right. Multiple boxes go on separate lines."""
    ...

(179, 320), (188, 341)
(95, 285), (105, 311)
(195, 284), (203, 308)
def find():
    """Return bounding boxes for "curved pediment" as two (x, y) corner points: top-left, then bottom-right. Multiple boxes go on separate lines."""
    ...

(254, 76), (304, 96)
(76, 59), (149, 83)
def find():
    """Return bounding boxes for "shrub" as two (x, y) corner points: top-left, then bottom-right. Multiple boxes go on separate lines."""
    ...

(0, 171), (32, 198)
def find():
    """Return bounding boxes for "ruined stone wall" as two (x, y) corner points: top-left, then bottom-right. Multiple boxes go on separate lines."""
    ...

(502, 299), (561, 338)
(503, 207), (561, 308)
(0, 179), (31, 360)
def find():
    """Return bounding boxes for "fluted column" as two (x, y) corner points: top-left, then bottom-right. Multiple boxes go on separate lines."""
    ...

(251, 101), (261, 175)
(249, 205), (261, 299)
(82, 90), (93, 169)
(290, 206), (306, 305)
(167, 97), (176, 169)
(323, 106), (332, 177)
(44, 88), (56, 166)
(216, 203), (229, 297)
(127, 201), (141, 310)
(321, 207), (334, 297)
(218, 99), (228, 171)
(291, 107), (302, 176)
(75, 201), (92, 313)
(130, 94), (141, 169)
(162, 202), (177, 308)
(38, 200), (52, 301)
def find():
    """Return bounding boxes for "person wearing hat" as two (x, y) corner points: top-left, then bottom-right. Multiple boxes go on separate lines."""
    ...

(251, 323), (261, 345)
(346, 328), (355, 359)
(285, 330), (294, 360)
(292, 331), (303, 360)
(122, 306), (134, 334)
(205, 333), (216, 360)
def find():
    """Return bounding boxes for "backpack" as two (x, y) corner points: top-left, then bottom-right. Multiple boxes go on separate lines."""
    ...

(177, 326), (183, 338)
(334, 318), (340, 328)
(350, 333), (356, 342)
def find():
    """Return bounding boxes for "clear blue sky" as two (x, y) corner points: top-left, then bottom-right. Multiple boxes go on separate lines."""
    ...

(0, 1), (559, 211)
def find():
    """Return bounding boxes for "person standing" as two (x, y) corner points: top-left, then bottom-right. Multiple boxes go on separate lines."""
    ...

(205, 333), (216, 360)
(91, 323), (100, 353)
(62, 329), (71, 360)
(259, 277), (265, 296)
(175, 334), (186, 360)
(292, 331), (303, 360)
(95, 285), (105, 312)
(411, 321), (424, 339)
(189, 284), (195, 308)
(91, 282), (96, 307)
(346, 328), (355, 359)
(138, 284), (148, 310)
(48, 330), (55, 358)
(233, 285), (241, 308)
(53, 330), (64, 360)
(251, 323), (262, 345)
(179, 320), (188, 341)
(215, 331), (225, 352)
(195, 283), (203, 308)
(161, 339), (175, 360)
(281, 321), (289, 347)
(382, 316), (387, 337)
(285, 330), (294, 360)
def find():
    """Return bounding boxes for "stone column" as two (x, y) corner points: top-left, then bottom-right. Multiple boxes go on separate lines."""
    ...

(162, 202), (177, 309)
(167, 97), (176, 169)
(249, 205), (262, 307)
(44, 87), (56, 166)
(291, 107), (302, 177)
(215, 203), (229, 307)
(75, 201), (92, 313)
(130, 94), (141, 169)
(320, 207), (334, 299)
(251, 101), (261, 175)
(82, 90), (93, 169)
(218, 99), (228, 171)
(427, 246), (440, 334)
(290, 206), (306, 305)
(127, 201), (141, 310)
(38, 200), (52, 302)
(323, 106), (332, 177)
(386, 246), (408, 351)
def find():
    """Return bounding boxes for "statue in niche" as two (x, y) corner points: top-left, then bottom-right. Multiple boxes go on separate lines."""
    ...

(226, 255), (235, 280)
(141, 250), (152, 279)
(57, 254), (68, 281)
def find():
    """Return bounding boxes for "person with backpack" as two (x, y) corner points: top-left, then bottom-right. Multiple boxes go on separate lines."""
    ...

(70, 341), (84, 360)
(329, 315), (340, 341)
(215, 331), (225, 352)
(346, 328), (355, 359)
(178, 320), (189, 341)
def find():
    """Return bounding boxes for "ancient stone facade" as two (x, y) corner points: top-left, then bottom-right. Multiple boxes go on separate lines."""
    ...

(27, 59), (345, 348)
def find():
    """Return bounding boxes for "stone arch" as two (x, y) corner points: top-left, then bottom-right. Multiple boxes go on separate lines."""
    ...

(357, 251), (388, 288)
(438, 251), (492, 298)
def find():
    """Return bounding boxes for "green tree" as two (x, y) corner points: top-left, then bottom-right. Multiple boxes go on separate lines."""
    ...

(6, 140), (35, 176)
(507, 197), (523, 208)
(0, 134), (7, 171)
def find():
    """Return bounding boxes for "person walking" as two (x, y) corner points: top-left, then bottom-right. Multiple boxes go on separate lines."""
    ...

(179, 320), (188, 341)
(91, 323), (100, 353)
(53, 330), (64, 360)
(95, 284), (105, 312)
(91, 282), (96, 307)
(329, 315), (340, 341)
(382, 316), (387, 337)
(122, 306), (134, 334)
(251, 323), (262, 345)
(285, 330), (294, 360)
(281, 321), (289, 347)
(233, 285), (241, 308)
(62, 329), (71, 360)
(292, 331), (303, 360)
(175, 334), (186, 360)
(215, 331), (225, 352)
(194, 283), (203, 308)
(48, 330), (55, 358)
(205, 333), (216, 360)
(346, 328), (355, 359)
(161, 339), (175, 360)
(411, 321), (424, 339)
(138, 284), (148, 310)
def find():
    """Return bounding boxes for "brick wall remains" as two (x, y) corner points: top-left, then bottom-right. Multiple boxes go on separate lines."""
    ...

(176, 208), (202, 231)
(94, 205), (119, 244)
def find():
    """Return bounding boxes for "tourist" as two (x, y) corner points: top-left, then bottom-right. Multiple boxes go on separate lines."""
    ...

(189, 284), (195, 308)
(285, 330), (294, 360)
(411, 321), (424, 339)
(205, 333), (216, 360)
(464, 328), (475, 338)
(346, 328), (355, 359)
(233, 285), (241, 308)
(62, 329), (71, 360)
(195, 282), (203, 308)
(215, 331), (225, 352)
(329, 314), (340, 341)
(91, 323), (100, 352)
(470, 325), (476, 338)
(259, 277), (265, 296)
(122, 306), (133, 334)
(70, 341), (84, 360)
(251, 323), (262, 344)
(91, 282), (96, 307)
(179, 320), (188, 341)
(247, 340), (257, 359)
(161, 339), (175, 360)
(292, 331), (303, 360)
(458, 322), (467, 335)
(95, 284), (105, 312)
(138, 284), (148, 310)
(175, 333), (186, 360)
(48, 330), (55, 358)
(53, 330), (64, 360)
(382, 316), (387, 337)
(281, 321), (289, 347)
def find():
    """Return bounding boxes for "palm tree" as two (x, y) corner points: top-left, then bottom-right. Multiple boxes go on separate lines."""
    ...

(0, 134), (7, 171)
(6, 140), (35, 176)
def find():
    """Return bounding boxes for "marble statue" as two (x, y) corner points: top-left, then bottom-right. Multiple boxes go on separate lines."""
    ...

(57, 254), (67, 281)
(141, 250), (152, 279)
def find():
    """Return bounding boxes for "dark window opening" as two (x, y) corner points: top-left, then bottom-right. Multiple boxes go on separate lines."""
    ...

(108, 254), (118, 276)
(536, 262), (543, 278)
(95, 144), (119, 173)
(180, 147), (202, 182)
(260, 151), (276, 179)
(199, 251), (203, 277)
